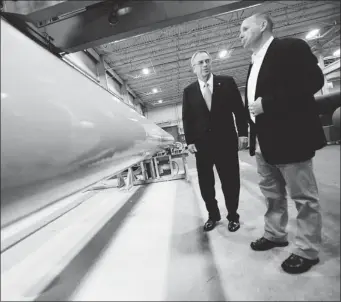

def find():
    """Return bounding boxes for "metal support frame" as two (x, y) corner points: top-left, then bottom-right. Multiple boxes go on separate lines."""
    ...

(83, 151), (190, 193)
(182, 153), (190, 182)
(134, 152), (189, 185)
(122, 167), (134, 191)
(140, 161), (147, 181)
(153, 157), (160, 179)
(169, 155), (174, 176)
(87, 167), (136, 192)
(97, 54), (109, 90)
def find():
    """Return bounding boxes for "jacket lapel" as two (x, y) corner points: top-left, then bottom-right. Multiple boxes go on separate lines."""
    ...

(244, 63), (253, 124)
(245, 63), (253, 106)
(255, 38), (278, 98)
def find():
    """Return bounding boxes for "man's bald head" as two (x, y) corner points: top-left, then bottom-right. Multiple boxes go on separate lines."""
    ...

(250, 13), (273, 32)
(240, 12), (274, 50)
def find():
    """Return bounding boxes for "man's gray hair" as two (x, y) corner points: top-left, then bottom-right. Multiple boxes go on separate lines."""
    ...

(190, 50), (212, 67)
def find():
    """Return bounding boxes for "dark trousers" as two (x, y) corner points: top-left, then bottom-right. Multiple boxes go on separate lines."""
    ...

(195, 137), (240, 222)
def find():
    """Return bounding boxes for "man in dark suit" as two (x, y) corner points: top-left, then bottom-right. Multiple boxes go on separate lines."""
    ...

(182, 50), (248, 232)
(240, 13), (327, 274)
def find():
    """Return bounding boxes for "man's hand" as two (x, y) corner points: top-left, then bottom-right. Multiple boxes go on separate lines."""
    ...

(248, 97), (264, 117)
(187, 144), (198, 154)
(238, 136), (248, 150)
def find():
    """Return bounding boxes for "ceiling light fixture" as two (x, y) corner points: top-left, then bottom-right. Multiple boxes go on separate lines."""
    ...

(305, 29), (320, 40)
(108, 3), (133, 26)
(158, 100), (163, 103)
(152, 88), (158, 93)
(218, 49), (228, 58)
(333, 49), (340, 57)
(142, 68), (150, 75)
(117, 6), (132, 16)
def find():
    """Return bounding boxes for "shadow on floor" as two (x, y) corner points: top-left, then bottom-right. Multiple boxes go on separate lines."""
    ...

(34, 186), (148, 301)
(164, 180), (227, 301)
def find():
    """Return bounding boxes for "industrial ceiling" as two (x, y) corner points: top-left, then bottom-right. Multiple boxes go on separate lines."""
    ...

(2, 1), (340, 109)
(95, 1), (340, 109)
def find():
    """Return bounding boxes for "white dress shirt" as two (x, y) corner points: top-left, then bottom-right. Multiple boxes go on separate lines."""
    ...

(198, 73), (214, 96)
(247, 36), (274, 123)
(247, 36), (274, 151)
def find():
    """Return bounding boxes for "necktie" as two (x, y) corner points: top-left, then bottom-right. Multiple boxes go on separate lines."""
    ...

(203, 83), (212, 111)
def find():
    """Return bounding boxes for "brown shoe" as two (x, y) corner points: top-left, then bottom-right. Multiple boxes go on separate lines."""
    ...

(250, 237), (289, 251)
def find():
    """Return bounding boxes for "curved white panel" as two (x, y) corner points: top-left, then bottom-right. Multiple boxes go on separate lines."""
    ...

(0, 18), (174, 227)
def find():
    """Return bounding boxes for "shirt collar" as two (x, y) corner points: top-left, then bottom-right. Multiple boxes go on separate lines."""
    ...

(251, 36), (274, 63)
(198, 73), (213, 89)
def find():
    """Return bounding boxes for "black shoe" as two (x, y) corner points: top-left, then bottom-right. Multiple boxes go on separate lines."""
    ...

(281, 254), (320, 274)
(250, 237), (289, 251)
(228, 220), (240, 232)
(203, 218), (220, 232)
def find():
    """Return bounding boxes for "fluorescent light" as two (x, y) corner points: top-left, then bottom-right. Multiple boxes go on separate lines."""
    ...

(142, 68), (149, 75)
(333, 49), (340, 57)
(152, 88), (158, 93)
(306, 29), (320, 40)
(218, 49), (228, 58)
(117, 6), (132, 16)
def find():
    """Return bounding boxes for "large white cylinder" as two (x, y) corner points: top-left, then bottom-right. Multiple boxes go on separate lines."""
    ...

(1, 18), (174, 227)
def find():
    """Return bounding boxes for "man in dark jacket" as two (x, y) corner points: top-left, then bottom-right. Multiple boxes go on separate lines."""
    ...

(182, 50), (248, 232)
(240, 12), (326, 274)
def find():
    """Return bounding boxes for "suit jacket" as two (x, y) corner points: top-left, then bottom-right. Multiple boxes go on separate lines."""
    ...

(245, 37), (327, 164)
(182, 75), (248, 151)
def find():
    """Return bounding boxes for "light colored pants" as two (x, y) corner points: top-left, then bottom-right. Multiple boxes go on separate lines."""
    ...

(255, 151), (322, 260)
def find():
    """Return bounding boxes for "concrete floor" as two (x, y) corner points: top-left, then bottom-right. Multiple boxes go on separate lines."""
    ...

(1, 146), (340, 301)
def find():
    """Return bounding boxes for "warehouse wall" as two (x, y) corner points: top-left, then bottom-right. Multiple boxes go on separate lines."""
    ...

(145, 103), (184, 143)
(146, 60), (340, 129)
(325, 60), (340, 94)
(63, 50), (144, 116)
(106, 74), (121, 97)
(63, 52), (98, 81)
(64, 50), (338, 123)
(146, 103), (182, 127)
(144, 88), (247, 134)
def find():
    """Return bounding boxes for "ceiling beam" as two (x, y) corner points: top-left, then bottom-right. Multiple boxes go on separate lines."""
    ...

(114, 53), (251, 78)
(127, 61), (250, 89)
(100, 1), (335, 56)
(40, 0), (264, 53)
(103, 10), (340, 65)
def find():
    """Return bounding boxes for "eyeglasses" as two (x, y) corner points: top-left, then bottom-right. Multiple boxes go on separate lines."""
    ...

(193, 58), (212, 66)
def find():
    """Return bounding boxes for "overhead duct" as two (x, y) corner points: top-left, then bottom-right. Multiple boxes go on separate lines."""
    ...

(1, 0), (104, 25)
